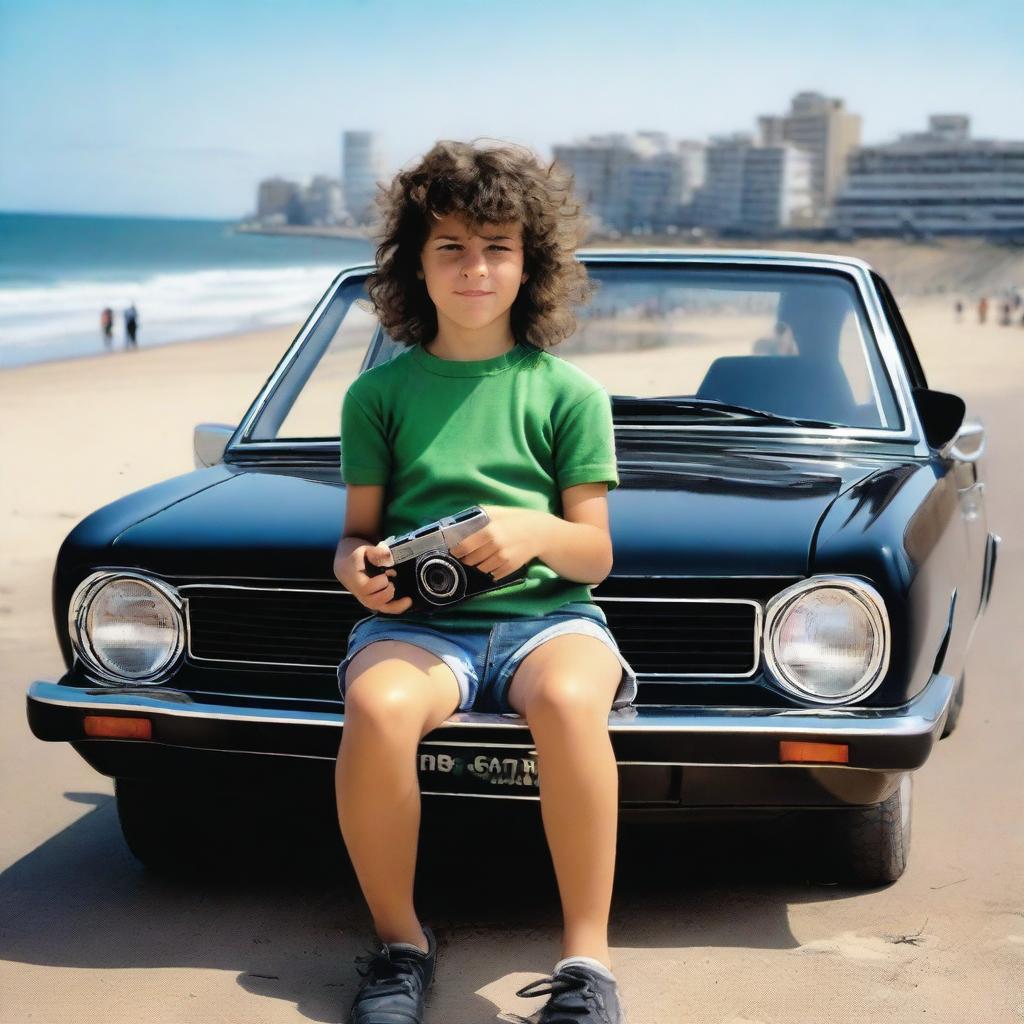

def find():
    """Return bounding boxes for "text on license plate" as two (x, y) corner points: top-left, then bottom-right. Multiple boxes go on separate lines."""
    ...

(418, 749), (539, 789)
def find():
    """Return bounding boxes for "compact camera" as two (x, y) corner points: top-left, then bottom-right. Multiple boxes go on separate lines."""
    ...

(362, 505), (529, 614)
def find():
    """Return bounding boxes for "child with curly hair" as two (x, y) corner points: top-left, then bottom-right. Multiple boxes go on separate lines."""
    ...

(332, 138), (635, 1024)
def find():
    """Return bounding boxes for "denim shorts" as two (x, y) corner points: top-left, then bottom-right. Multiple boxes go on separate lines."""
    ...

(336, 600), (638, 716)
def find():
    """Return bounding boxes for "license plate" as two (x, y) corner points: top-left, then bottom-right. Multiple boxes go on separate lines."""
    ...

(417, 743), (540, 796)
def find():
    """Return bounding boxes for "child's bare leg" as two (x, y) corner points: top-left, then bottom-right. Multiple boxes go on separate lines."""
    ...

(506, 635), (623, 969)
(335, 640), (462, 951)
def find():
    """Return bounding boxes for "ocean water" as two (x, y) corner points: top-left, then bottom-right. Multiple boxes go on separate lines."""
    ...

(0, 212), (375, 369)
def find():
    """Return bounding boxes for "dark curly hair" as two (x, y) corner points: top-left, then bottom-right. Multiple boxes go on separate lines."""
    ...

(365, 138), (597, 350)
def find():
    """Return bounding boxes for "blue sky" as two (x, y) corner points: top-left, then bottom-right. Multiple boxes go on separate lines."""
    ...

(2, 0), (1022, 219)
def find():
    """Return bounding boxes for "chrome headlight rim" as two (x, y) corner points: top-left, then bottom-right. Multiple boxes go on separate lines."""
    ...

(68, 569), (185, 685)
(763, 574), (890, 706)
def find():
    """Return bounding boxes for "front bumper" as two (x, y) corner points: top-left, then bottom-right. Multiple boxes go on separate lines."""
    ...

(26, 671), (957, 811)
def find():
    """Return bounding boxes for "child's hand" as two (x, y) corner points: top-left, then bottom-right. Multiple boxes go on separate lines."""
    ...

(341, 543), (413, 615)
(449, 506), (545, 581)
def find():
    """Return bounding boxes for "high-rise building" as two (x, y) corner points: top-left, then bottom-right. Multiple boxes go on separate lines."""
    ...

(691, 134), (813, 233)
(757, 91), (861, 218)
(341, 131), (387, 226)
(553, 133), (631, 234)
(553, 132), (702, 234)
(832, 115), (1024, 235)
(691, 133), (752, 230)
(741, 145), (815, 232)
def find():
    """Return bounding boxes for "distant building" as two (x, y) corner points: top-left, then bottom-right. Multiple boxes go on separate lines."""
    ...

(832, 115), (1024, 235)
(303, 175), (346, 226)
(553, 132), (704, 234)
(553, 133), (627, 233)
(758, 91), (862, 219)
(676, 141), (707, 207)
(627, 134), (689, 233)
(691, 133), (751, 230)
(257, 177), (302, 223)
(342, 130), (387, 225)
(254, 174), (349, 227)
(742, 145), (815, 233)
(691, 134), (814, 233)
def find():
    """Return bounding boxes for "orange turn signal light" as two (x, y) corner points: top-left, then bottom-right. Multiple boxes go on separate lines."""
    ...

(83, 715), (152, 740)
(779, 740), (849, 764)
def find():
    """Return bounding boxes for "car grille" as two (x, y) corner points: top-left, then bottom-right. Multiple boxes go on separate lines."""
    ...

(182, 585), (363, 670)
(174, 576), (793, 703)
(601, 595), (758, 677)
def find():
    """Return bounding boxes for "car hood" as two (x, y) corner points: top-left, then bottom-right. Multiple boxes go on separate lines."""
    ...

(102, 450), (893, 579)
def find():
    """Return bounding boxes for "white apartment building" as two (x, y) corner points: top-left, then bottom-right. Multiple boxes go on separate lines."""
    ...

(832, 115), (1024, 235)
(758, 91), (862, 219)
(553, 132), (704, 234)
(691, 133), (751, 230)
(692, 134), (813, 233)
(677, 141), (707, 205)
(742, 145), (815, 233)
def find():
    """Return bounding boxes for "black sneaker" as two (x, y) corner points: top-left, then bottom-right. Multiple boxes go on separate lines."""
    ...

(509, 961), (627, 1024)
(348, 924), (437, 1024)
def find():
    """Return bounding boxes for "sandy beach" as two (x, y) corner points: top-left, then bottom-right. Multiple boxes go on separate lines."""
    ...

(2, 291), (1022, 1022)
(0, 319), (302, 652)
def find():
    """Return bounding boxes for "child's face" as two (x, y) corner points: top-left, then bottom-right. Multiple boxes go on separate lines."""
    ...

(417, 212), (528, 335)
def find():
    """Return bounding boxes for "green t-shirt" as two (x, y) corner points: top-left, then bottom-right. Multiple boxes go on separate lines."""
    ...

(339, 339), (619, 629)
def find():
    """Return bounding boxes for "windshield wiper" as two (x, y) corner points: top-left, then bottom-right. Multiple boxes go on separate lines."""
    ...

(612, 396), (840, 430)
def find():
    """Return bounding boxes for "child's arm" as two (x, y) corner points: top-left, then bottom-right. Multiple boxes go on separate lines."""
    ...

(334, 483), (384, 578)
(533, 483), (614, 585)
(455, 486), (613, 587)
(335, 483), (413, 613)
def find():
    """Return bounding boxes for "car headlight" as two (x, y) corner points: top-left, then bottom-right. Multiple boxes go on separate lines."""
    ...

(69, 571), (185, 684)
(763, 576), (889, 704)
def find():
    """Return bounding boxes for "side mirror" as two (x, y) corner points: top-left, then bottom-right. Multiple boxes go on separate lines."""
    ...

(194, 423), (236, 468)
(912, 387), (978, 457)
(946, 416), (986, 462)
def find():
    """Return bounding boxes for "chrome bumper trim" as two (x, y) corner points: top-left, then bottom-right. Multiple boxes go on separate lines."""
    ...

(27, 673), (955, 738)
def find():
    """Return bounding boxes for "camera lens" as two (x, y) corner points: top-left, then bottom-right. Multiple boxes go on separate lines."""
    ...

(416, 555), (465, 602)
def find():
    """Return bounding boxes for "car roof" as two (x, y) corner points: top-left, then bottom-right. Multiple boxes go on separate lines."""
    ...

(574, 247), (876, 273)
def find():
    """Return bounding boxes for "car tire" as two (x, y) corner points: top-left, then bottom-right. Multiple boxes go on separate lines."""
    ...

(114, 777), (239, 877)
(940, 671), (966, 739)
(825, 772), (913, 887)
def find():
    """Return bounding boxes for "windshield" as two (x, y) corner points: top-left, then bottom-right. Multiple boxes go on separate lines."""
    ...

(243, 263), (903, 442)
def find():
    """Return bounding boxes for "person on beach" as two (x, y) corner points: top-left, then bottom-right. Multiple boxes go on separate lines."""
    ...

(954, 299), (963, 323)
(978, 295), (988, 325)
(332, 140), (633, 1024)
(100, 307), (113, 347)
(124, 304), (139, 348)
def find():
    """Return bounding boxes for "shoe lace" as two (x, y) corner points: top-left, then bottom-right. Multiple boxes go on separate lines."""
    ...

(353, 943), (419, 999)
(510, 967), (599, 1022)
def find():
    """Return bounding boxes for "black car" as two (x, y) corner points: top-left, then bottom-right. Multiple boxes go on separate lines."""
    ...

(26, 251), (1000, 886)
